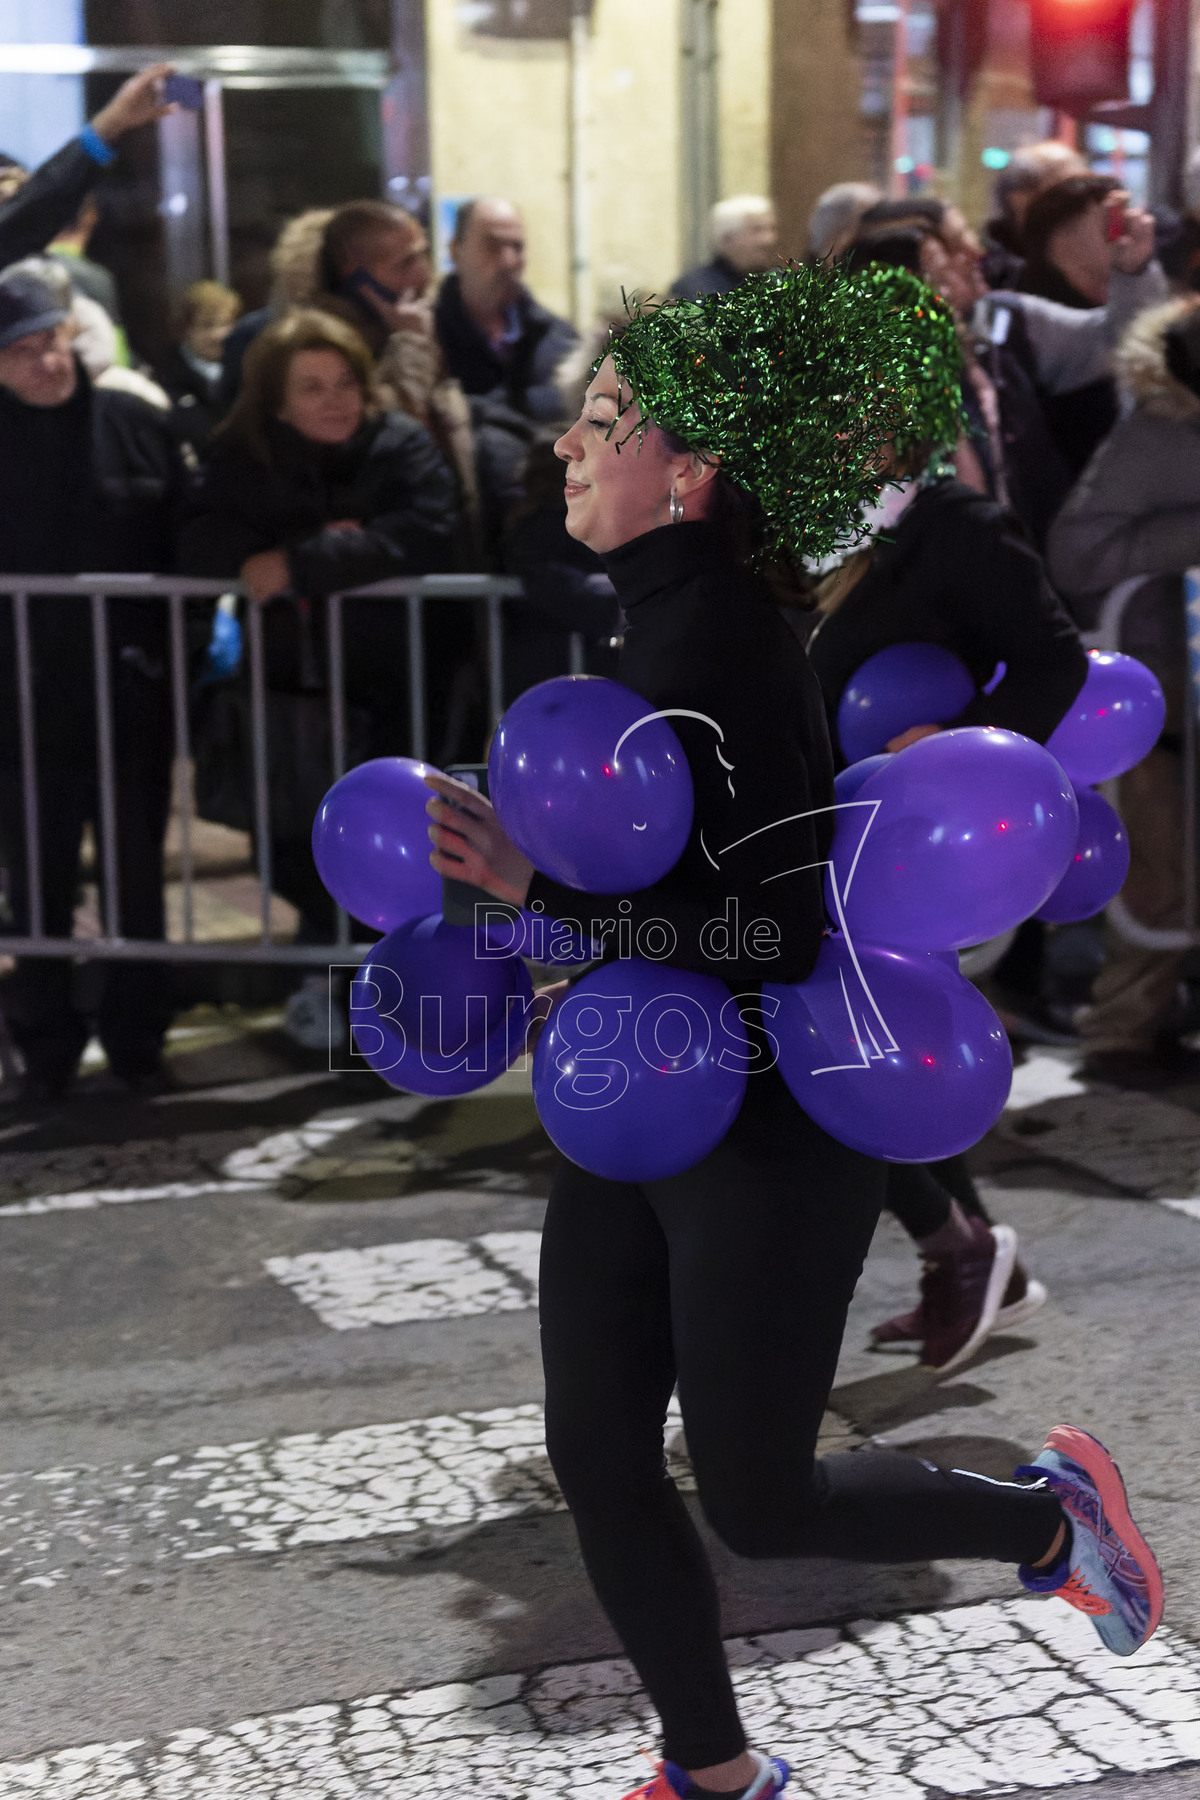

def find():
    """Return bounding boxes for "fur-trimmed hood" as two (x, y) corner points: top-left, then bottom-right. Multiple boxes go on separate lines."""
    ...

(1113, 296), (1200, 420)
(267, 208), (335, 312)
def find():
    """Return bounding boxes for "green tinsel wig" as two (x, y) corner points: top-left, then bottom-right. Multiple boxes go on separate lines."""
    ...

(604, 260), (965, 565)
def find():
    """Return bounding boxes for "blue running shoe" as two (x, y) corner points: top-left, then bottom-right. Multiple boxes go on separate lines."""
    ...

(1016, 1424), (1163, 1657)
(619, 1751), (790, 1799)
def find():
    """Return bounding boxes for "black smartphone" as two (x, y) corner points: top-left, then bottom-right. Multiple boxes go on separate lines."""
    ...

(439, 765), (499, 926)
(163, 73), (204, 110)
(344, 266), (400, 307)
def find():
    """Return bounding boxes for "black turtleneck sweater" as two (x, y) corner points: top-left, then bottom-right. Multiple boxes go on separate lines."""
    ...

(526, 521), (834, 985)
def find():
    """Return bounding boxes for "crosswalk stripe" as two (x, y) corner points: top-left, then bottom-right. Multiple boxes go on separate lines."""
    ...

(0, 1119), (365, 1217)
(0, 1402), (689, 1591)
(265, 1230), (542, 1328)
(2, 1600), (1197, 1797)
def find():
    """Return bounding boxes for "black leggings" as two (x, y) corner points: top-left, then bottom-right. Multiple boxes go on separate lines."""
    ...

(886, 1155), (993, 1241)
(540, 1067), (1063, 1770)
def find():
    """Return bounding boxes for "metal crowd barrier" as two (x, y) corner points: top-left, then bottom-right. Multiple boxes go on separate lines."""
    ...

(1084, 574), (1199, 952)
(0, 573), (591, 968)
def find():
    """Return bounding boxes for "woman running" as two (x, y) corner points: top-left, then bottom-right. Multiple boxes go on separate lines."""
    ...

(424, 266), (1161, 1800)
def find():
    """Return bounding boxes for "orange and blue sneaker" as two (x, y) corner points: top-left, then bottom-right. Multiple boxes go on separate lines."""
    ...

(620, 1751), (789, 1799)
(1016, 1424), (1164, 1657)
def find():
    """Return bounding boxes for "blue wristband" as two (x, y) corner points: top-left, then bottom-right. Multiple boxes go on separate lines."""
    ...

(79, 124), (117, 167)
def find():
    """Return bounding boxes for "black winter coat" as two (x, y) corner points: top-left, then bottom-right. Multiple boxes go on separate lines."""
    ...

(154, 344), (227, 449)
(434, 275), (577, 422)
(669, 254), (744, 299)
(528, 521), (834, 985)
(807, 480), (1088, 765)
(964, 309), (1077, 552)
(1014, 261), (1119, 474)
(0, 139), (102, 268)
(0, 364), (184, 765)
(179, 411), (458, 596)
(178, 410), (460, 699)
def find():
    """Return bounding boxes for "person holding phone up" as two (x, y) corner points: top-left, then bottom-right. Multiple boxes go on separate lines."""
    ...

(0, 65), (179, 269)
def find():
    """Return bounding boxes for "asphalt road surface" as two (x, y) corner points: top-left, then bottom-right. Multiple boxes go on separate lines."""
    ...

(0, 1015), (1198, 1800)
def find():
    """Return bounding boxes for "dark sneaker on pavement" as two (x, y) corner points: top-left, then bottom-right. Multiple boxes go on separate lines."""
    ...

(620, 1753), (789, 1799)
(919, 1220), (1017, 1372)
(869, 1302), (924, 1348)
(1017, 1425), (1163, 1656)
(871, 1254), (1045, 1352)
(995, 1274), (1048, 1331)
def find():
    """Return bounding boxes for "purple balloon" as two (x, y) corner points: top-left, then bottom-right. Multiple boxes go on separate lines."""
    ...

(1036, 785), (1130, 923)
(488, 676), (694, 893)
(350, 914), (533, 1096)
(532, 959), (748, 1181)
(837, 642), (976, 764)
(767, 935), (1012, 1162)
(830, 727), (1078, 951)
(834, 754), (893, 805)
(1046, 650), (1165, 785)
(313, 757), (443, 931)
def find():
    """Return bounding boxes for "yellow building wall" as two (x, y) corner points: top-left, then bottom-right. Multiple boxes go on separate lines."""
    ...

(426, 0), (685, 326)
(718, 0), (772, 199)
(586, 0), (684, 319)
(426, 2), (778, 328)
(425, 7), (572, 317)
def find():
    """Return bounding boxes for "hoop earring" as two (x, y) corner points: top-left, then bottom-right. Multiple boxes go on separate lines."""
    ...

(669, 489), (685, 524)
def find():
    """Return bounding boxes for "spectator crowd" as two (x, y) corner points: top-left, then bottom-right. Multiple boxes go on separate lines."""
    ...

(2, 64), (1200, 1103)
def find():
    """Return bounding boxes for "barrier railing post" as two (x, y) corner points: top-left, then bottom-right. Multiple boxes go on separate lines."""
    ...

(12, 592), (44, 940)
(90, 590), (121, 938)
(327, 590), (351, 947)
(245, 596), (273, 945)
(486, 588), (505, 730)
(0, 574), (525, 966)
(407, 592), (427, 762)
(168, 591), (195, 942)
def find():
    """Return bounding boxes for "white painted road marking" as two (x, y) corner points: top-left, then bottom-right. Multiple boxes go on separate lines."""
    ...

(1161, 1198), (1200, 1222)
(0, 1118), (364, 1217)
(1004, 1050), (1086, 1111)
(0, 1601), (1197, 1798)
(0, 1401), (691, 1591)
(265, 1230), (542, 1328)
(0, 1181), (264, 1217)
(0, 1403), (663, 1589)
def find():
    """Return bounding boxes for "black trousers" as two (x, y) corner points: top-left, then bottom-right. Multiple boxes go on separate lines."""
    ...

(0, 751), (173, 1081)
(540, 1067), (1063, 1769)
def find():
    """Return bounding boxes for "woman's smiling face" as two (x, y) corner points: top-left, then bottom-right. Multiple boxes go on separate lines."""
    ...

(554, 354), (714, 554)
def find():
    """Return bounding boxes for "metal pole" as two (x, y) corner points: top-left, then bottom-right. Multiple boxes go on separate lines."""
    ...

(1185, 642), (1197, 935)
(327, 592), (348, 783)
(91, 592), (121, 938)
(891, 0), (909, 196)
(246, 599), (273, 944)
(327, 591), (351, 948)
(407, 592), (427, 762)
(569, 631), (586, 675)
(1185, 570), (1200, 932)
(168, 592), (195, 943)
(203, 79), (231, 285)
(568, 0), (591, 329)
(486, 591), (505, 731)
(12, 593), (43, 939)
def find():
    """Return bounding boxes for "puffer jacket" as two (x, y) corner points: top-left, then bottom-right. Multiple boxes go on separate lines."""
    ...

(1047, 297), (1200, 624)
